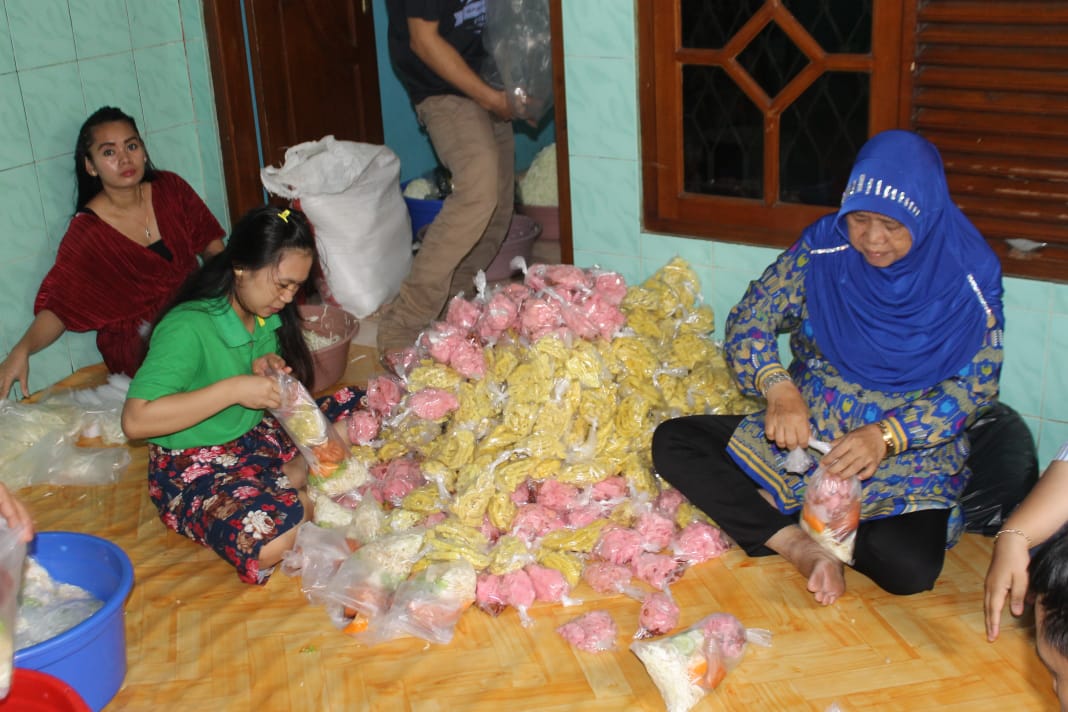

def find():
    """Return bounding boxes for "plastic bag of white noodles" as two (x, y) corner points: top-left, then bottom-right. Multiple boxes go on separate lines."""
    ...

(631, 612), (772, 712)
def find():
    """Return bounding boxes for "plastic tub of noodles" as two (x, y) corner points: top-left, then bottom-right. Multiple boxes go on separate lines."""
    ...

(300, 303), (360, 393)
(13, 532), (134, 712)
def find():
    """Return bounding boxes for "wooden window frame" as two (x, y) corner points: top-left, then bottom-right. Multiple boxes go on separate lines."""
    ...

(639, 0), (1068, 282)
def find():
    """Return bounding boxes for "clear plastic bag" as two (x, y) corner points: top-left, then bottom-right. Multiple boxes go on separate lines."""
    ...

(322, 529), (425, 633)
(481, 0), (554, 123)
(556, 610), (618, 653)
(0, 522), (25, 699)
(799, 465), (861, 564)
(266, 368), (368, 497)
(630, 613), (772, 712)
(0, 375), (132, 489)
(15, 557), (102, 651)
(280, 522), (353, 606)
(2, 428), (130, 489)
(378, 560), (477, 645)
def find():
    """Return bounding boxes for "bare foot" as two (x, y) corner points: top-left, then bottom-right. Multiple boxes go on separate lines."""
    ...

(766, 525), (846, 606)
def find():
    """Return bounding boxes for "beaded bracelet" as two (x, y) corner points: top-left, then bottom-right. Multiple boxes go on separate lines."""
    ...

(994, 528), (1033, 547)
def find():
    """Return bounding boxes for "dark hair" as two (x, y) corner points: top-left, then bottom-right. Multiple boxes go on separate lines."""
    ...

(162, 206), (317, 387)
(74, 106), (158, 211)
(1031, 521), (1068, 659)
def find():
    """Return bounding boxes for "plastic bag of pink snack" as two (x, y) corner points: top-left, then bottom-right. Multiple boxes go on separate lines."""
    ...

(799, 464), (861, 564)
(631, 613), (772, 712)
(556, 610), (618, 653)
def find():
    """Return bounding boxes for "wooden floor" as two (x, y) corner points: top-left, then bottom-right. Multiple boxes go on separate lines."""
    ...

(17, 352), (1056, 712)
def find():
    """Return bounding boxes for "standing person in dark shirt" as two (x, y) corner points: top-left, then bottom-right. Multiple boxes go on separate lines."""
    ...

(379, 0), (515, 369)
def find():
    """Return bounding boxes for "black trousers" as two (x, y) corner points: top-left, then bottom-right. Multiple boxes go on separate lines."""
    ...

(651, 415), (950, 596)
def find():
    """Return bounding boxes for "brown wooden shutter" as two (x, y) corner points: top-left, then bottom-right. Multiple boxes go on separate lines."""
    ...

(911, 1), (1068, 281)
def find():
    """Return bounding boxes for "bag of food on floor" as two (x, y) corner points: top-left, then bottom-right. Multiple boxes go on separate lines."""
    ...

(481, 0), (553, 123)
(322, 529), (426, 639)
(261, 136), (412, 318)
(631, 612), (772, 712)
(266, 368), (368, 497)
(377, 559), (477, 645)
(799, 464), (861, 564)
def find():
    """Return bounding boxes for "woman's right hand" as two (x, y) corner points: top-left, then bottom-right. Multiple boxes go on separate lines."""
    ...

(232, 374), (282, 411)
(0, 348), (30, 400)
(984, 533), (1031, 641)
(764, 380), (811, 451)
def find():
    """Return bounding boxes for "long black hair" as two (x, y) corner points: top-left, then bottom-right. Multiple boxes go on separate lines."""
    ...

(161, 206), (317, 387)
(74, 106), (158, 212)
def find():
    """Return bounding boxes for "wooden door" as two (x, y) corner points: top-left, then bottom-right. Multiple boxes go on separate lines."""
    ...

(204, 0), (384, 219)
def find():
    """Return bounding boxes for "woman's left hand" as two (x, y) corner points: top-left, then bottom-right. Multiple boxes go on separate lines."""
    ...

(252, 353), (289, 376)
(821, 424), (885, 481)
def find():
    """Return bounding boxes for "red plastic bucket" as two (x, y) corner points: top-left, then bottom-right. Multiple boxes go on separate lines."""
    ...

(0, 668), (90, 711)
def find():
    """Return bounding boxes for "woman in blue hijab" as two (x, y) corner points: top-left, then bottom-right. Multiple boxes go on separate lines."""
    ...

(653, 130), (1004, 605)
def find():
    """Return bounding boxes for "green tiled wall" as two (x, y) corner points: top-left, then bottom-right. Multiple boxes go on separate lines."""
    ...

(0, 0), (227, 396)
(560, 0), (1068, 465)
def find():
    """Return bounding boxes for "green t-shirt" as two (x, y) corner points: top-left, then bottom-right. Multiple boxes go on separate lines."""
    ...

(127, 296), (283, 449)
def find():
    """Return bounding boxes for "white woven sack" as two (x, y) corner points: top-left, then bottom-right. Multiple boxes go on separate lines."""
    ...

(261, 136), (412, 318)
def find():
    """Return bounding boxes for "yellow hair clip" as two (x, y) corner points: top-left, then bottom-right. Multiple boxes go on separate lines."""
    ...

(278, 209), (290, 223)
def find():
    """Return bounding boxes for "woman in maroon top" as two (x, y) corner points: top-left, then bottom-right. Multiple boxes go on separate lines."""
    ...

(0, 107), (225, 398)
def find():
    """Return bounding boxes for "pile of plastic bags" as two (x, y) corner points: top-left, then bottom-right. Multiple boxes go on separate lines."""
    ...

(281, 257), (764, 648)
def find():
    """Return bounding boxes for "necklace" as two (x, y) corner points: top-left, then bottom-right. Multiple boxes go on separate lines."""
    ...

(139, 184), (151, 242)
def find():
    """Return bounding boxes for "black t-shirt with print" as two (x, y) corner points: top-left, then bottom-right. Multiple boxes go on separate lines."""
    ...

(386, 0), (489, 105)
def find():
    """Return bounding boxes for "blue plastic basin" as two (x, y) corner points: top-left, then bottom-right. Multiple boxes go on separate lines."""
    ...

(401, 179), (444, 243)
(13, 532), (134, 712)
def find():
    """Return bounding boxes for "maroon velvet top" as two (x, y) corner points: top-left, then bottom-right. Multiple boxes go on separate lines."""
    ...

(34, 171), (224, 376)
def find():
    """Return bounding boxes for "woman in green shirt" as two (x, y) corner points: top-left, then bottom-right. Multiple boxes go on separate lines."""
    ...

(122, 206), (327, 584)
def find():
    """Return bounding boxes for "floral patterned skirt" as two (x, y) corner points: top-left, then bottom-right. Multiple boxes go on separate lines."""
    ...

(147, 387), (364, 585)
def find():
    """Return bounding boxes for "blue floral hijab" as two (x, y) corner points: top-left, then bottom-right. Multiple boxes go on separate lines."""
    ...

(806, 130), (1003, 392)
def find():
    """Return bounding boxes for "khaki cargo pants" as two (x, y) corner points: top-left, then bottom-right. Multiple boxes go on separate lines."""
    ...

(377, 93), (515, 355)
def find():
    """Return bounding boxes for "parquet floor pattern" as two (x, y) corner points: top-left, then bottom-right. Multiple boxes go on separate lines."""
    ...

(18, 356), (1056, 711)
